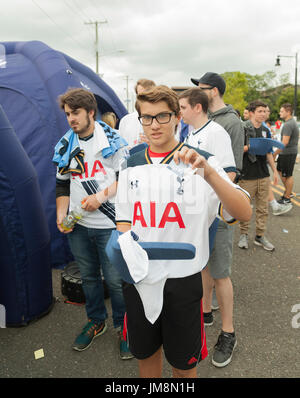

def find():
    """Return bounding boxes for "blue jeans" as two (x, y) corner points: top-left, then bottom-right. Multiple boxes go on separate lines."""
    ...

(68, 224), (125, 328)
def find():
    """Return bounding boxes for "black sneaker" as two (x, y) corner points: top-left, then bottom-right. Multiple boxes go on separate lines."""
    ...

(203, 311), (214, 326)
(212, 330), (237, 367)
(277, 196), (291, 204)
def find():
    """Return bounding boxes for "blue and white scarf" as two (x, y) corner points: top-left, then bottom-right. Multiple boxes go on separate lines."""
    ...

(53, 120), (128, 175)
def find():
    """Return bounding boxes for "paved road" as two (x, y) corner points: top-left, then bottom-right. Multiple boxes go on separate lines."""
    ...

(1, 166), (300, 380)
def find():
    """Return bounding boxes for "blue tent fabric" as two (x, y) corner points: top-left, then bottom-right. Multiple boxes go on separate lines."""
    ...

(0, 105), (53, 326)
(0, 41), (128, 268)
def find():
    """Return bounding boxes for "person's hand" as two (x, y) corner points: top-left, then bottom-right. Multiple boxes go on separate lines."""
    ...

(56, 213), (73, 234)
(139, 133), (150, 145)
(173, 146), (214, 178)
(81, 195), (101, 211)
(273, 170), (279, 186)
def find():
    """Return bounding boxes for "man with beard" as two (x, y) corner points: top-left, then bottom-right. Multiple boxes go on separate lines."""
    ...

(190, 72), (244, 368)
(54, 88), (133, 359)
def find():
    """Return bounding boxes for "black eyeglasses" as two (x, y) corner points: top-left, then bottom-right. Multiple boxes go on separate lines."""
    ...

(199, 86), (215, 90)
(138, 112), (175, 126)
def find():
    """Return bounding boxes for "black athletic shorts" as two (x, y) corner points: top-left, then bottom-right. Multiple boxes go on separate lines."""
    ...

(122, 271), (208, 370)
(277, 153), (297, 177)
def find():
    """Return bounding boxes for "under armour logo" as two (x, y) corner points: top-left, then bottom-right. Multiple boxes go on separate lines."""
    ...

(130, 180), (139, 189)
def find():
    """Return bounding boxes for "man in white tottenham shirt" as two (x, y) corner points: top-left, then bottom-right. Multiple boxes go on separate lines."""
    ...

(179, 87), (238, 368)
(179, 88), (236, 175)
(55, 88), (132, 359)
(118, 79), (155, 148)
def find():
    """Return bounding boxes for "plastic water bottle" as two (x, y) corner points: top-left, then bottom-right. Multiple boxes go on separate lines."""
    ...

(61, 205), (85, 231)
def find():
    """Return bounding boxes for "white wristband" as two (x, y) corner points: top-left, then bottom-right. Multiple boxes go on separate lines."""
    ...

(95, 190), (108, 205)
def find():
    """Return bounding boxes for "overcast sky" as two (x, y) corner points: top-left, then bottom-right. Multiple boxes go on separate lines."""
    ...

(2, 0), (300, 110)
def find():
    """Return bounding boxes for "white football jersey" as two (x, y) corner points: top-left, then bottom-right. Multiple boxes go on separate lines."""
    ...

(56, 134), (123, 229)
(118, 111), (144, 148)
(115, 143), (247, 279)
(186, 120), (236, 172)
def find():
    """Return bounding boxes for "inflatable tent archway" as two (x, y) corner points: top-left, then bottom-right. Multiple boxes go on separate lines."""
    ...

(0, 105), (53, 326)
(0, 41), (128, 268)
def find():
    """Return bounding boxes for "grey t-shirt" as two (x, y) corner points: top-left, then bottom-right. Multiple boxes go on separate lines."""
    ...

(281, 118), (299, 155)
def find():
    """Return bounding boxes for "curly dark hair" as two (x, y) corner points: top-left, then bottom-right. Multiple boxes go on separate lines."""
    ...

(58, 88), (97, 120)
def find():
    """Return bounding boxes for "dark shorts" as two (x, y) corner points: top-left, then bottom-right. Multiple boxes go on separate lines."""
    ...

(122, 272), (207, 370)
(277, 154), (297, 177)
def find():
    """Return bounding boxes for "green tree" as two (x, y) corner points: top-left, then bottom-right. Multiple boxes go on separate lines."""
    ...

(221, 71), (248, 115)
(219, 70), (298, 121)
(244, 71), (276, 103)
(276, 86), (300, 117)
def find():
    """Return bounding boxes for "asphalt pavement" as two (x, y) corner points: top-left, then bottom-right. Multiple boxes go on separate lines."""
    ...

(1, 165), (300, 381)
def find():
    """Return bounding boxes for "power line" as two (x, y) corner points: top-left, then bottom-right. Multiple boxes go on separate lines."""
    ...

(123, 75), (133, 111)
(72, 0), (94, 22)
(31, 0), (88, 52)
(62, 0), (94, 44)
(88, 0), (101, 17)
(66, 1), (125, 80)
(82, 3), (126, 74)
(84, 20), (107, 75)
(62, 0), (86, 23)
(86, 0), (119, 52)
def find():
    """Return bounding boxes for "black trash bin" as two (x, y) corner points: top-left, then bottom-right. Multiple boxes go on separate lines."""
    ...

(61, 262), (110, 304)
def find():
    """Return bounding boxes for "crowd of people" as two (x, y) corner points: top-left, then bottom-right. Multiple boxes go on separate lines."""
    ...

(53, 73), (299, 378)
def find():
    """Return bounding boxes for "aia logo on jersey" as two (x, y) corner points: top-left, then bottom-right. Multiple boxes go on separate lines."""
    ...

(133, 201), (186, 229)
(72, 160), (107, 179)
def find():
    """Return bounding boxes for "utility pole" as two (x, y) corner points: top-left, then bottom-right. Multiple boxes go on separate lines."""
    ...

(124, 75), (129, 110)
(123, 75), (133, 111)
(275, 52), (298, 118)
(85, 20), (107, 75)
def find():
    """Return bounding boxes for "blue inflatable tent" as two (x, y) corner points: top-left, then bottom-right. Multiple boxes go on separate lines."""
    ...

(0, 41), (127, 268)
(0, 105), (53, 326)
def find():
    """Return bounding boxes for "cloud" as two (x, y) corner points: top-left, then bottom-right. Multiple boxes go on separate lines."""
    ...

(1, 0), (300, 108)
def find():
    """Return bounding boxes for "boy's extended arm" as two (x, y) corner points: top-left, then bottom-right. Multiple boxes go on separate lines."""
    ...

(174, 146), (252, 222)
(204, 167), (251, 222)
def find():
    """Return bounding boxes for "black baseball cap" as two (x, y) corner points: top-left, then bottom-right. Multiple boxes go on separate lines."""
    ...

(191, 72), (226, 95)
